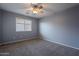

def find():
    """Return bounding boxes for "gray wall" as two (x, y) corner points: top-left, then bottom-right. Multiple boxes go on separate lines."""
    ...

(39, 5), (79, 49)
(0, 10), (1, 40)
(2, 10), (38, 42)
(0, 10), (2, 42)
(0, 10), (3, 42)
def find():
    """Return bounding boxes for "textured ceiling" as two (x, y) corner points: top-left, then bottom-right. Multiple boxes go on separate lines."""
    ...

(0, 3), (78, 18)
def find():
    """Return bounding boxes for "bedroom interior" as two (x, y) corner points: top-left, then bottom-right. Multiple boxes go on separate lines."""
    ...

(0, 3), (79, 56)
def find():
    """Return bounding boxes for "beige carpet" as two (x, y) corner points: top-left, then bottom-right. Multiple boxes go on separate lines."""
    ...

(0, 39), (79, 56)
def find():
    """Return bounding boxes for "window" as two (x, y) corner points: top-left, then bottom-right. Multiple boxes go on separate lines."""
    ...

(16, 17), (32, 32)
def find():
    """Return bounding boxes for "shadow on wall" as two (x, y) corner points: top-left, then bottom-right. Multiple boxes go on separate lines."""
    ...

(39, 5), (79, 49)
(1, 10), (38, 42)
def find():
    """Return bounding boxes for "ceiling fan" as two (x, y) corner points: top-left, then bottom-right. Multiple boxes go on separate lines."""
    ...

(24, 3), (48, 15)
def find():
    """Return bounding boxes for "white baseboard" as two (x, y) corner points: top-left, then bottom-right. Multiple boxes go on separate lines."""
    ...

(43, 38), (79, 50)
(1, 37), (79, 51)
(0, 37), (39, 45)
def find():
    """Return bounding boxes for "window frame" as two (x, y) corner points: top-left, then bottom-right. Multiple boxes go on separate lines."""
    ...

(16, 17), (32, 32)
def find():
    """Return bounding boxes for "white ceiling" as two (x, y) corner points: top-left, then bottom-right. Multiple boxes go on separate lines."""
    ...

(0, 3), (78, 18)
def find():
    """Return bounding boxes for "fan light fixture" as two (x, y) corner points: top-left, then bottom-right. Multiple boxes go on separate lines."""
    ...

(32, 8), (41, 14)
(31, 4), (43, 14)
(25, 3), (47, 15)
